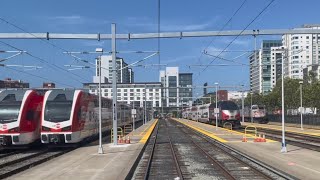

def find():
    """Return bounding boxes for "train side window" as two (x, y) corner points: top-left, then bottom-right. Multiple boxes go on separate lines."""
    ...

(26, 110), (35, 121)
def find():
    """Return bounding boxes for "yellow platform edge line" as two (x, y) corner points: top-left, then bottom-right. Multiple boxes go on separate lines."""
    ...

(139, 119), (158, 143)
(174, 118), (228, 143)
(175, 118), (276, 143)
(243, 123), (320, 136)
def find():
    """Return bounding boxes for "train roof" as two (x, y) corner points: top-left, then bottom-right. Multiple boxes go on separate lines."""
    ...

(0, 89), (28, 102)
(46, 89), (77, 101)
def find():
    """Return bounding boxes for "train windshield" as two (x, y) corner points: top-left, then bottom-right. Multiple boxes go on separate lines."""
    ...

(44, 101), (73, 123)
(220, 101), (238, 110)
(0, 102), (21, 124)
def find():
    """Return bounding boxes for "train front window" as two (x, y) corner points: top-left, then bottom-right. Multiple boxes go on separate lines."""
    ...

(44, 101), (73, 123)
(0, 102), (21, 124)
(220, 101), (238, 110)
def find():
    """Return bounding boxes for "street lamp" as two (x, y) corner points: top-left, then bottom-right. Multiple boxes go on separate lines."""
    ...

(250, 91), (253, 123)
(241, 85), (245, 123)
(214, 82), (219, 130)
(144, 84), (147, 124)
(299, 81), (304, 130)
(96, 47), (104, 154)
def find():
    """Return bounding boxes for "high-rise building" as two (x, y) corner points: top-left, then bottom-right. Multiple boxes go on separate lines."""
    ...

(179, 73), (193, 107)
(128, 68), (134, 83)
(93, 55), (133, 83)
(282, 24), (320, 79)
(249, 40), (282, 94)
(159, 67), (193, 107)
(83, 82), (162, 108)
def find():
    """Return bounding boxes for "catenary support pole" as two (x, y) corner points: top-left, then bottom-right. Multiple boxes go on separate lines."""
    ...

(98, 54), (104, 154)
(112, 23), (118, 145)
(281, 49), (287, 153)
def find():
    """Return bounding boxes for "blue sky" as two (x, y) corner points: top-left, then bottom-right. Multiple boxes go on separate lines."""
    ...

(0, 0), (319, 94)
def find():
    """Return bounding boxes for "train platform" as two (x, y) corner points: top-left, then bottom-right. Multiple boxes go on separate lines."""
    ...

(173, 118), (320, 180)
(242, 122), (320, 136)
(7, 119), (158, 180)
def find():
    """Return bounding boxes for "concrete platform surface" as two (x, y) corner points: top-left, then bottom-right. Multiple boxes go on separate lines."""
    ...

(242, 122), (320, 136)
(174, 118), (320, 180)
(7, 119), (158, 180)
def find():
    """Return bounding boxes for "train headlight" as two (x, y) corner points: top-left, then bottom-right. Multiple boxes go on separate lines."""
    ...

(8, 127), (20, 133)
(62, 126), (71, 131)
(42, 126), (50, 131)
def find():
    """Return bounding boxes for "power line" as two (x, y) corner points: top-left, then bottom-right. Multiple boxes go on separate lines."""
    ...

(3, 66), (75, 88)
(195, 0), (275, 81)
(0, 17), (91, 83)
(0, 40), (89, 84)
(193, 0), (247, 77)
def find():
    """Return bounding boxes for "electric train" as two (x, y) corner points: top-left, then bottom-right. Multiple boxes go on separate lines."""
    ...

(40, 89), (135, 144)
(182, 101), (241, 128)
(0, 89), (44, 147)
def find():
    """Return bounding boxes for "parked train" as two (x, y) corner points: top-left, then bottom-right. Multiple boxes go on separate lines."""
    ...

(41, 89), (140, 144)
(0, 89), (142, 147)
(0, 89), (44, 147)
(182, 101), (241, 128)
(241, 105), (269, 124)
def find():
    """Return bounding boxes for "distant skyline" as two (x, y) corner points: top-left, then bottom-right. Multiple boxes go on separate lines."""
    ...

(0, 0), (319, 95)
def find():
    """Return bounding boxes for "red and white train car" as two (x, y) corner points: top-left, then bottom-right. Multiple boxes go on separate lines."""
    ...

(41, 89), (131, 144)
(0, 89), (43, 146)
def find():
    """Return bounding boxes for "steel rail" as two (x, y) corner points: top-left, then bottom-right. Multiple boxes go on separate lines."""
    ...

(180, 120), (294, 179)
(186, 128), (273, 180)
(166, 121), (184, 180)
(179, 126), (237, 180)
(143, 123), (160, 180)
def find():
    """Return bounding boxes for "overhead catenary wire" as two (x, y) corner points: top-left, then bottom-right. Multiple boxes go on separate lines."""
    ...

(195, 0), (247, 66)
(0, 17), (92, 83)
(194, 0), (275, 84)
(201, 0), (275, 73)
(0, 40), (89, 83)
(3, 66), (76, 88)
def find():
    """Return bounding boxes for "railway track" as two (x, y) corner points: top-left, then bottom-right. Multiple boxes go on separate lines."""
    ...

(0, 148), (73, 179)
(133, 119), (187, 179)
(251, 127), (320, 151)
(133, 118), (293, 179)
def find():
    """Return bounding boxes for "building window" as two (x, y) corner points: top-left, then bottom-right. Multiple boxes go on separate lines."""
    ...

(104, 93), (108, 96)
(130, 97), (134, 100)
(117, 93), (121, 96)
(124, 93), (127, 96)
(136, 89), (140, 92)
(130, 89), (134, 92)
(124, 89), (127, 92)
(130, 93), (134, 96)
(137, 97), (140, 100)
(124, 97), (128, 100)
